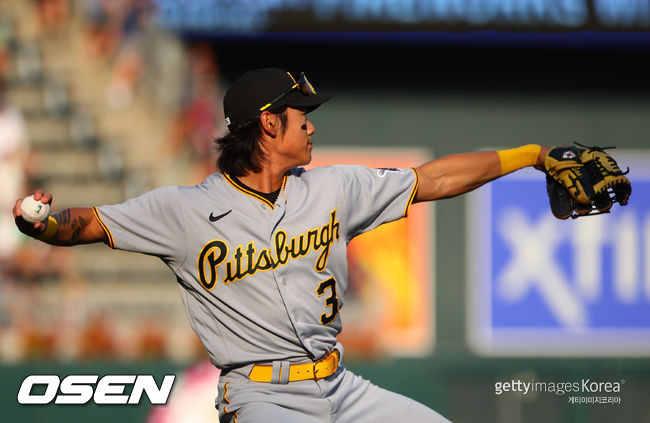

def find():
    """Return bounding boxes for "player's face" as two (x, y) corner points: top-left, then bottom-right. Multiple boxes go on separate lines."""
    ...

(277, 107), (315, 168)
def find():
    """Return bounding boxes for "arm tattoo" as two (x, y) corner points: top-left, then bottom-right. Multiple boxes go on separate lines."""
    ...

(53, 209), (86, 244)
(55, 209), (71, 226)
(71, 216), (85, 242)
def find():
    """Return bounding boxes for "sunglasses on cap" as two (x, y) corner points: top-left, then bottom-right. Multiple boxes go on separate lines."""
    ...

(259, 72), (317, 112)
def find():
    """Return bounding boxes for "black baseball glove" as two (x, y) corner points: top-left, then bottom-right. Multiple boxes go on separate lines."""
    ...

(544, 143), (631, 219)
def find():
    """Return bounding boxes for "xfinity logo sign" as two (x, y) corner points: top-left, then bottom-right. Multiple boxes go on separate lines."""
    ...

(17, 375), (176, 405)
(467, 151), (650, 356)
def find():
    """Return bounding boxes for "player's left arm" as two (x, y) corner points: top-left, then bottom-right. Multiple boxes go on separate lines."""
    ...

(414, 144), (550, 202)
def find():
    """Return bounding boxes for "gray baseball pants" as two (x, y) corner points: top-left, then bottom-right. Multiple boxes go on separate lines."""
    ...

(217, 364), (451, 422)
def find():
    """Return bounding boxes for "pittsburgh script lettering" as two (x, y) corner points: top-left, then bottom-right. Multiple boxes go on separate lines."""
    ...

(197, 209), (340, 289)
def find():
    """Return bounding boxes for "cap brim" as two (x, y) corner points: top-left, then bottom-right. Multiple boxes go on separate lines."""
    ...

(276, 91), (332, 113)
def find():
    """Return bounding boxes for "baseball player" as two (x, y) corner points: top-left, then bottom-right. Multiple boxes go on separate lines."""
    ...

(13, 68), (630, 422)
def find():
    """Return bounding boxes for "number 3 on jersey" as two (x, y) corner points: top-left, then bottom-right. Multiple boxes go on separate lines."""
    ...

(316, 277), (340, 326)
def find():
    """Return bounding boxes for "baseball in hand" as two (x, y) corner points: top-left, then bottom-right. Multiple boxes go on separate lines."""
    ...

(20, 195), (50, 223)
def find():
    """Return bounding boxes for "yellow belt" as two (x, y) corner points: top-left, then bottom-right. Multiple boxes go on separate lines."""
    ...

(249, 350), (340, 383)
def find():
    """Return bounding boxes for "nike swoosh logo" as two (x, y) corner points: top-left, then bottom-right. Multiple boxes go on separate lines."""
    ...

(209, 210), (232, 222)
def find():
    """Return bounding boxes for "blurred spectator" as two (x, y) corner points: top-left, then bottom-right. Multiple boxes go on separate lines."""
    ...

(18, 317), (58, 360)
(82, 0), (116, 60)
(105, 0), (153, 109)
(83, 1), (224, 182)
(0, 13), (15, 83)
(82, 0), (150, 60)
(105, 38), (142, 109)
(0, 81), (29, 264)
(81, 0), (154, 109)
(77, 312), (116, 359)
(135, 315), (167, 360)
(33, 0), (70, 35)
(162, 43), (224, 182)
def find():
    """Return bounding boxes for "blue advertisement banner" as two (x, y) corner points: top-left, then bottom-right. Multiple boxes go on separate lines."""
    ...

(467, 150), (650, 356)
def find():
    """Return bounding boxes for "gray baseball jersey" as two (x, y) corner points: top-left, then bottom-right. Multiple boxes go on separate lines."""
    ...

(94, 165), (418, 368)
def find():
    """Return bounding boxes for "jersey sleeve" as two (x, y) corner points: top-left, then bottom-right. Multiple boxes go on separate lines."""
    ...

(333, 165), (419, 240)
(93, 186), (186, 265)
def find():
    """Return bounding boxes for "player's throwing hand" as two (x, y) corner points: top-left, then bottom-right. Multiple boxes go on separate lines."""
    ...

(13, 189), (54, 237)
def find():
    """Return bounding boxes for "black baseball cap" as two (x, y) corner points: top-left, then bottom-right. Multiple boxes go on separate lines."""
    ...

(223, 68), (331, 130)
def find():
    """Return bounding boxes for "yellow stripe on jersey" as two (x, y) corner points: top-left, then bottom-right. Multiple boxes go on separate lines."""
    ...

(92, 206), (115, 249)
(223, 173), (288, 210)
(404, 167), (419, 217)
(223, 173), (274, 209)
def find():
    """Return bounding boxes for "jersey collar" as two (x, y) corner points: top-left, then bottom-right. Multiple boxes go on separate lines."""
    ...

(223, 173), (288, 210)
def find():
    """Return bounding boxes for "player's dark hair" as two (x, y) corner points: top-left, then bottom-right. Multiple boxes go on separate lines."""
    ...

(215, 109), (287, 177)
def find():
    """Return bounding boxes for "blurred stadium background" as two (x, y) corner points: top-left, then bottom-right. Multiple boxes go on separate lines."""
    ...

(0, 0), (649, 422)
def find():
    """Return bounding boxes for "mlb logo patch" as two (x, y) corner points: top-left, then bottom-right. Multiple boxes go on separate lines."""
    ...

(562, 151), (577, 159)
(376, 168), (404, 177)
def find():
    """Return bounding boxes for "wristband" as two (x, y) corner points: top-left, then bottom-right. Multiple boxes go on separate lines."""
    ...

(497, 144), (542, 175)
(36, 216), (58, 242)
